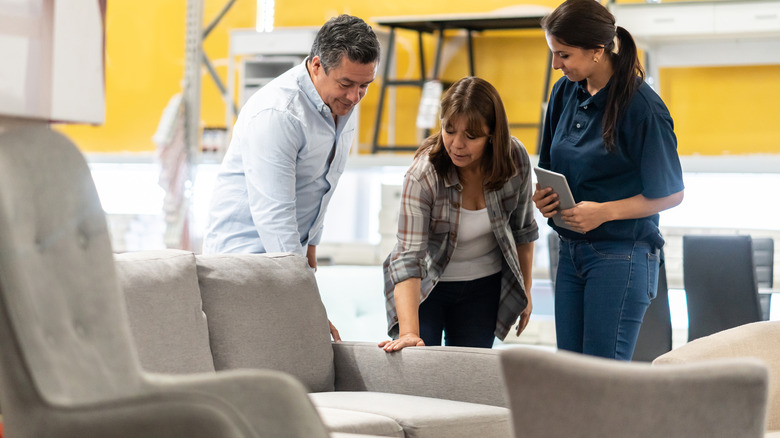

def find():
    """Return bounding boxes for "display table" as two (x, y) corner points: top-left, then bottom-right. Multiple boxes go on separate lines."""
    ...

(370, 6), (553, 153)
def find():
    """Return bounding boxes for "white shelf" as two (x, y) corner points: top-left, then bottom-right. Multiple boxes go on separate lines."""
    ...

(230, 27), (319, 57)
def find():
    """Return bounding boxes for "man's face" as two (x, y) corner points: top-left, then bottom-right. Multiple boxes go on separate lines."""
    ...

(310, 55), (377, 117)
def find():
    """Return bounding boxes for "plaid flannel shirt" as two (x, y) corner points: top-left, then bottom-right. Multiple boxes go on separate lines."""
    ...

(383, 138), (539, 340)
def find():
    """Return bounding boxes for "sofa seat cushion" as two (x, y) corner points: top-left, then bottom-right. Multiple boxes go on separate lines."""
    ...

(196, 253), (335, 392)
(114, 250), (215, 374)
(317, 407), (404, 437)
(310, 391), (511, 438)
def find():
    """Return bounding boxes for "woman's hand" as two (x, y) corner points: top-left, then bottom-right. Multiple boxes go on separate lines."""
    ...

(532, 183), (560, 218)
(560, 201), (608, 234)
(515, 302), (533, 336)
(378, 333), (425, 352)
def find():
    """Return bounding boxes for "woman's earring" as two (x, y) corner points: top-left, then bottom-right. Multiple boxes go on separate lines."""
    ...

(593, 57), (599, 63)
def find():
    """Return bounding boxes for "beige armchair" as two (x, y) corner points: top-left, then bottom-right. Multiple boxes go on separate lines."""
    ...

(655, 320), (780, 434)
(501, 347), (769, 438)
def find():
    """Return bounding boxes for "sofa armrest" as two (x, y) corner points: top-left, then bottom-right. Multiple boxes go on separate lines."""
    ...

(331, 342), (507, 407)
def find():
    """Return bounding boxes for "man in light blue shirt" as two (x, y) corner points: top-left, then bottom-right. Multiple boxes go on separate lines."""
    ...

(202, 15), (381, 340)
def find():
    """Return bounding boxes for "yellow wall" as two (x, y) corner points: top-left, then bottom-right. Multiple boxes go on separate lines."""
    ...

(660, 65), (780, 155)
(58, 0), (256, 153)
(61, 0), (780, 156)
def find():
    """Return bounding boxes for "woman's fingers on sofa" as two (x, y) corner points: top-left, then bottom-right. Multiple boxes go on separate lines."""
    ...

(328, 320), (342, 343)
(378, 334), (425, 352)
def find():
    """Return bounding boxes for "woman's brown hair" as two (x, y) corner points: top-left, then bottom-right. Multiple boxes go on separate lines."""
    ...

(415, 76), (516, 190)
(541, 0), (644, 152)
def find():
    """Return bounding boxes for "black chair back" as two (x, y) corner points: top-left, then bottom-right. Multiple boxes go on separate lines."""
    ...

(683, 235), (762, 342)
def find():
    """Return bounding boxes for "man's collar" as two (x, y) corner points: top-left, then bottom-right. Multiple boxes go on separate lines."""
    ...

(299, 58), (331, 117)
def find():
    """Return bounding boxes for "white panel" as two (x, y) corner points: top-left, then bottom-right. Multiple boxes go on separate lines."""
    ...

(715, 1), (780, 35)
(231, 27), (319, 56)
(0, 0), (104, 123)
(51, 0), (105, 124)
(612, 3), (715, 39)
(655, 38), (780, 67)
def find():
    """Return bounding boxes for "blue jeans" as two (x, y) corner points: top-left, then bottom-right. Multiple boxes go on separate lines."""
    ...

(554, 238), (659, 360)
(418, 272), (501, 348)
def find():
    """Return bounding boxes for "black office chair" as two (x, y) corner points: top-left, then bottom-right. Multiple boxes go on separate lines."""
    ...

(683, 235), (763, 342)
(633, 253), (672, 362)
(753, 238), (774, 320)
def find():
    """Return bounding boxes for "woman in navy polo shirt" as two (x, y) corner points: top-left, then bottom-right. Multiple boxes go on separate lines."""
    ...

(534, 0), (684, 360)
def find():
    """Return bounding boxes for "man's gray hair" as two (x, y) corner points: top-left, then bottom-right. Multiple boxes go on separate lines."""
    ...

(309, 14), (381, 73)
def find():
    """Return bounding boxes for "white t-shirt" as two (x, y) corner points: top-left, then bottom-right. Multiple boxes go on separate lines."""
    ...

(440, 207), (502, 282)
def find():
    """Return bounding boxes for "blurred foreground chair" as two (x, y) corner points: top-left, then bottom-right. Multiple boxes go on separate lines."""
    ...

(0, 126), (369, 438)
(683, 235), (764, 342)
(654, 321), (780, 434)
(501, 347), (769, 438)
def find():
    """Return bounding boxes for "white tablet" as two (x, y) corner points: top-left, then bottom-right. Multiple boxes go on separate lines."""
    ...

(534, 167), (582, 233)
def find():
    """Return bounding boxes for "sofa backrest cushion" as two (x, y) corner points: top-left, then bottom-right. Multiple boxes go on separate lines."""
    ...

(114, 249), (216, 374)
(195, 253), (335, 392)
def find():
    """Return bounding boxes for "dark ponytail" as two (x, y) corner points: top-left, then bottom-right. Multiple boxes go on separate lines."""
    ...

(541, 0), (645, 152)
(603, 26), (644, 151)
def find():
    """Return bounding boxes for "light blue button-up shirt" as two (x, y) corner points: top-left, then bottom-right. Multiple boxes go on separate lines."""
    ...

(202, 60), (355, 256)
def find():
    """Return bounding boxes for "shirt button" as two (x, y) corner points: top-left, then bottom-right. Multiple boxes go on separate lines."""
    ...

(583, 105), (588, 110)
(450, 232), (457, 240)
(576, 123), (581, 128)
(452, 202), (460, 209)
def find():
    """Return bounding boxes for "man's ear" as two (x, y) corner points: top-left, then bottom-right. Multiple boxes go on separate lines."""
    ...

(310, 56), (323, 75)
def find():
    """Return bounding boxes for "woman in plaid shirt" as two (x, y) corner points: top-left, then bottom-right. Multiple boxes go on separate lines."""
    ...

(380, 77), (539, 351)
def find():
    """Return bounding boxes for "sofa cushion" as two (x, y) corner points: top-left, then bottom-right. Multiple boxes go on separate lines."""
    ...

(317, 407), (404, 437)
(310, 392), (511, 438)
(114, 249), (215, 373)
(196, 253), (335, 392)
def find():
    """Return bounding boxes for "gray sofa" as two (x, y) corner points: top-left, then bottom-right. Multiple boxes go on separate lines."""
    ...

(114, 249), (512, 438)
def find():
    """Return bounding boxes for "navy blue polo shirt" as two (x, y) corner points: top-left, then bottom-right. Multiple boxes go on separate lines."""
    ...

(538, 76), (684, 248)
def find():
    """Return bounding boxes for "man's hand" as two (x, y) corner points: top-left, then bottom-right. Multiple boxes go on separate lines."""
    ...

(306, 245), (317, 272)
(329, 319), (341, 343)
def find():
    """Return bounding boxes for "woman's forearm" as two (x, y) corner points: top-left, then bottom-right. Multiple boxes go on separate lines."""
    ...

(394, 278), (422, 337)
(603, 190), (684, 222)
(517, 242), (534, 297)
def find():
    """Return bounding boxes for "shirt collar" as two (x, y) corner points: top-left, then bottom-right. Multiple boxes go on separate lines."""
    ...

(297, 58), (333, 118)
(575, 78), (612, 109)
(443, 165), (462, 189)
